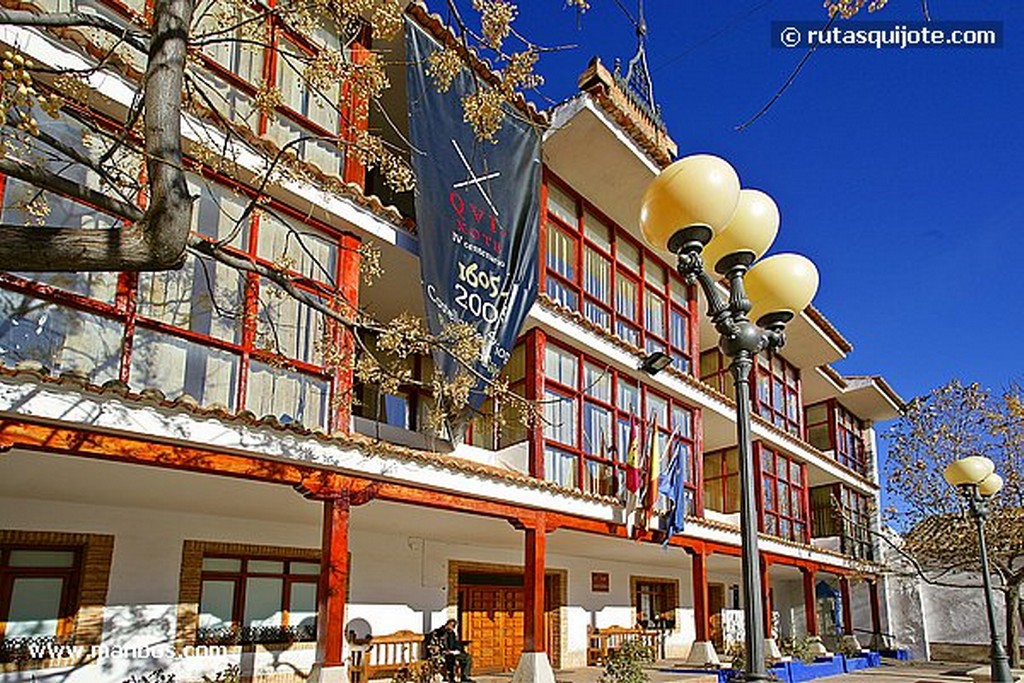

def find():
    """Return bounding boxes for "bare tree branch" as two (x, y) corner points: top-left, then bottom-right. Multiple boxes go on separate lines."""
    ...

(0, 9), (149, 52)
(0, 0), (195, 272)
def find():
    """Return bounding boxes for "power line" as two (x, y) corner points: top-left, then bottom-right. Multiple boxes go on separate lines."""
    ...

(652, 0), (775, 73)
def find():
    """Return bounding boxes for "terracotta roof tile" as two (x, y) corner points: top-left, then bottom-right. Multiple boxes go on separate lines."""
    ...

(0, 365), (614, 506)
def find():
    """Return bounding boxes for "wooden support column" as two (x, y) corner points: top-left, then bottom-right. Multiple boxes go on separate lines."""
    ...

(869, 580), (882, 637)
(692, 549), (711, 642)
(297, 474), (376, 681)
(318, 493), (350, 669)
(525, 328), (547, 479)
(839, 576), (853, 635)
(335, 233), (362, 433)
(522, 516), (547, 652)
(761, 558), (773, 636)
(341, 32), (370, 187)
(802, 568), (819, 636)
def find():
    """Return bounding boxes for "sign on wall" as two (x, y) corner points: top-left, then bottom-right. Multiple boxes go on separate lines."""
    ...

(591, 572), (610, 593)
(405, 20), (542, 417)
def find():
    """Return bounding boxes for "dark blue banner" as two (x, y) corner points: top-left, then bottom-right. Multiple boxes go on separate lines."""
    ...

(405, 20), (541, 415)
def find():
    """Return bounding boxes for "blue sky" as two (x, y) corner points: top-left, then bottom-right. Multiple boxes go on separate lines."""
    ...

(506, 0), (1021, 411)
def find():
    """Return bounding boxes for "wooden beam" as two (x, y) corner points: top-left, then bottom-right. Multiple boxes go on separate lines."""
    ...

(525, 327), (546, 478)
(802, 567), (818, 637)
(839, 576), (853, 635)
(692, 549), (710, 642)
(522, 517), (547, 652)
(334, 232), (361, 433)
(868, 580), (882, 638)
(318, 494), (350, 667)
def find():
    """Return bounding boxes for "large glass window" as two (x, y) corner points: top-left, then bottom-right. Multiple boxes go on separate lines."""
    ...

(0, 548), (80, 641)
(0, 162), (348, 430)
(190, 0), (353, 172)
(702, 350), (803, 438)
(804, 400), (869, 476)
(542, 176), (697, 373)
(541, 340), (699, 506)
(632, 578), (677, 630)
(703, 447), (739, 515)
(759, 445), (807, 543)
(197, 555), (319, 645)
(809, 484), (873, 560)
(755, 355), (802, 437)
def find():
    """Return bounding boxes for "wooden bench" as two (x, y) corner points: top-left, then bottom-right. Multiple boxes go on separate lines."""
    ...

(587, 625), (660, 665)
(349, 630), (432, 683)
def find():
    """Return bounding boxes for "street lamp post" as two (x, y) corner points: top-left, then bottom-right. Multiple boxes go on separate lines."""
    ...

(639, 155), (819, 681)
(943, 456), (1014, 683)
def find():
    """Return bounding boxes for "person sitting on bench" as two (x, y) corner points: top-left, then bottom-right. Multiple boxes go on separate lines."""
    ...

(429, 619), (473, 683)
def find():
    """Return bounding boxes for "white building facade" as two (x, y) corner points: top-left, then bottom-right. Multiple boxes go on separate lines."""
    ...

(0, 3), (905, 681)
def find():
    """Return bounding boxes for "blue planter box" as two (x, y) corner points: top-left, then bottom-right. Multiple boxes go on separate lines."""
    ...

(880, 648), (911, 661)
(788, 656), (844, 682)
(668, 668), (739, 683)
(769, 661), (792, 683)
(863, 651), (882, 667)
(844, 655), (870, 672)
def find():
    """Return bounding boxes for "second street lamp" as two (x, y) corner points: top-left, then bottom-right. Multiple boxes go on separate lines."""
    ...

(640, 154), (819, 681)
(943, 456), (1014, 683)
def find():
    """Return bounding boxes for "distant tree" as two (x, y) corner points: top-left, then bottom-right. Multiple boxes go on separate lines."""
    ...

(884, 379), (1024, 666)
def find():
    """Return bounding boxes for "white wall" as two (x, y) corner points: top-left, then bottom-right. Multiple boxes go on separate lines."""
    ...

(2, 462), (720, 679)
(0, 494), (322, 683)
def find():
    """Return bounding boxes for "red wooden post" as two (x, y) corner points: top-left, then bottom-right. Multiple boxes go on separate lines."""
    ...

(693, 408), (704, 515)
(692, 549), (710, 642)
(802, 567), (819, 636)
(341, 37), (370, 187)
(335, 233), (362, 433)
(761, 558), (773, 636)
(868, 580), (882, 637)
(318, 494), (351, 668)
(522, 517), (547, 652)
(839, 576), (853, 635)
(525, 328), (547, 478)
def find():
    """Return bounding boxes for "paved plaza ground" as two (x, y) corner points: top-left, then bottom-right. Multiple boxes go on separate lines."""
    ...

(470, 660), (989, 683)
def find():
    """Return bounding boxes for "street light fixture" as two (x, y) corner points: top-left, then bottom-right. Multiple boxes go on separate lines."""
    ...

(640, 154), (819, 681)
(943, 456), (1014, 683)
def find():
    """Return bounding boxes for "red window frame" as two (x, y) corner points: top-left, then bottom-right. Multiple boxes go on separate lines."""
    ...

(465, 341), (528, 450)
(539, 172), (700, 375)
(755, 354), (803, 437)
(702, 447), (739, 515)
(0, 160), (357, 430)
(809, 484), (874, 560)
(0, 545), (82, 641)
(197, 554), (320, 644)
(540, 339), (700, 509)
(701, 350), (804, 438)
(757, 443), (809, 543)
(190, 0), (365, 165)
(804, 399), (869, 477)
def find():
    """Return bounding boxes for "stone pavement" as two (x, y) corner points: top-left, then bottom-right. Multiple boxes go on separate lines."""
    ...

(470, 659), (980, 683)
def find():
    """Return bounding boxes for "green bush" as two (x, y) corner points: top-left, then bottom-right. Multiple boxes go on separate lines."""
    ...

(599, 639), (654, 683)
(780, 636), (815, 663)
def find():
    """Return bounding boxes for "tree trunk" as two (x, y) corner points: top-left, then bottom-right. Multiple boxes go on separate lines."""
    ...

(0, 0), (194, 271)
(1007, 580), (1022, 669)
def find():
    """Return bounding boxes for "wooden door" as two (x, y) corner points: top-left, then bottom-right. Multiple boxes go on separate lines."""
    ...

(708, 583), (726, 649)
(461, 585), (525, 673)
(544, 574), (561, 669)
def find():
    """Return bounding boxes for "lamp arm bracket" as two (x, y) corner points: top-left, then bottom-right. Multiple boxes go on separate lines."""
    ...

(762, 326), (787, 354)
(726, 266), (753, 318)
(679, 253), (732, 324)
